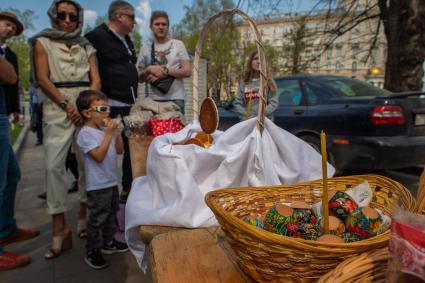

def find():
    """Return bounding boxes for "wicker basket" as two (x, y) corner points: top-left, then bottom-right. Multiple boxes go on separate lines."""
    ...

(319, 167), (425, 282)
(318, 247), (388, 283)
(205, 174), (416, 282)
(128, 135), (154, 178)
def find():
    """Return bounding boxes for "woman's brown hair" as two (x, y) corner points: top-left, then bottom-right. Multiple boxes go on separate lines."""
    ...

(243, 50), (277, 95)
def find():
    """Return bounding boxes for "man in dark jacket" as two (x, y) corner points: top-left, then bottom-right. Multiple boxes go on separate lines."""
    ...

(85, 0), (138, 202)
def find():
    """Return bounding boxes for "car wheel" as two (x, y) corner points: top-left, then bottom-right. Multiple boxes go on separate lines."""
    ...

(299, 135), (342, 176)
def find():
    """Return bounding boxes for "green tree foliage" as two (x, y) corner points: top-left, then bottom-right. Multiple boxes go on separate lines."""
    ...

(130, 27), (142, 51)
(173, 0), (239, 89)
(282, 16), (313, 74)
(2, 8), (37, 90)
(84, 14), (108, 34)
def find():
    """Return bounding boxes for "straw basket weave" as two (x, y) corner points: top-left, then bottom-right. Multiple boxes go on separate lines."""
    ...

(205, 175), (415, 282)
(318, 247), (389, 283)
(129, 135), (154, 178)
(318, 167), (425, 282)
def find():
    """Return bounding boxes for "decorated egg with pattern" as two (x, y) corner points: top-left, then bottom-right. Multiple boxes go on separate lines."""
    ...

(328, 191), (358, 222)
(264, 204), (298, 237)
(242, 216), (264, 229)
(346, 207), (383, 239)
(319, 215), (346, 237)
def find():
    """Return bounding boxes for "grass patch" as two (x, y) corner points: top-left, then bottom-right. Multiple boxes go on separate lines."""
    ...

(9, 124), (24, 145)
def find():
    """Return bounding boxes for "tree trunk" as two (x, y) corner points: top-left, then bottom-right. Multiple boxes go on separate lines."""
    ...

(382, 0), (425, 92)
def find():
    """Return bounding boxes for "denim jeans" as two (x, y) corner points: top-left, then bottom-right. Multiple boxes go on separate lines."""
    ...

(0, 115), (20, 253)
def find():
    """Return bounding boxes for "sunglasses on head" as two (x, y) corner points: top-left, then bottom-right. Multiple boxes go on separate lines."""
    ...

(89, 105), (110, 113)
(57, 12), (78, 22)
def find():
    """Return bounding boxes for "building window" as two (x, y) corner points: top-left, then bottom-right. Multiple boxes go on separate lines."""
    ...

(352, 47), (359, 59)
(336, 61), (342, 70)
(326, 62), (331, 70)
(352, 61), (357, 71)
(327, 48), (332, 59)
(336, 47), (342, 56)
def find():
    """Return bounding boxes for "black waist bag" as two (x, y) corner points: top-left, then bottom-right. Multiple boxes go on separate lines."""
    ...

(150, 42), (174, 94)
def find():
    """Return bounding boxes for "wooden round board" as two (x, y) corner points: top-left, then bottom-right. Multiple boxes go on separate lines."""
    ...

(199, 97), (218, 134)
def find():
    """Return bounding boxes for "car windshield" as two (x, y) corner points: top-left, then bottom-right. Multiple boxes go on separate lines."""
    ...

(319, 76), (392, 97)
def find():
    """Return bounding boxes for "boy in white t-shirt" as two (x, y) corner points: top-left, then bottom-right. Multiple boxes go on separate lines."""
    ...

(76, 90), (127, 270)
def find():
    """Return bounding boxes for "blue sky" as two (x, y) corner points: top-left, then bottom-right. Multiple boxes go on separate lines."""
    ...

(1, 0), (316, 40)
(1, 0), (192, 39)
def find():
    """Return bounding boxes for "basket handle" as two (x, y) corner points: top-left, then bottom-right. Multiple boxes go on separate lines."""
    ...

(192, 8), (268, 134)
(415, 166), (425, 213)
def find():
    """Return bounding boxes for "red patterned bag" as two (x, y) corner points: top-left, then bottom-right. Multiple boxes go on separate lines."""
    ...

(387, 208), (425, 283)
(149, 116), (182, 137)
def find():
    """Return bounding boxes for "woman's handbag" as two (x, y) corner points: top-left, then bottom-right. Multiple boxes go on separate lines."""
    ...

(150, 42), (174, 94)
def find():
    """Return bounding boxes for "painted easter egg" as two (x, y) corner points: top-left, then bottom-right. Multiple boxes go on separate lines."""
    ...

(346, 207), (383, 239)
(317, 234), (344, 243)
(264, 204), (298, 237)
(319, 215), (346, 237)
(328, 191), (358, 222)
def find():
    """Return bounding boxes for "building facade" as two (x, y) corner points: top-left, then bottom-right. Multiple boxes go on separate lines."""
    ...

(236, 0), (386, 86)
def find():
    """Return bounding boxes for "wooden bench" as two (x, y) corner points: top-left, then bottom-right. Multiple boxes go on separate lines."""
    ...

(142, 226), (252, 283)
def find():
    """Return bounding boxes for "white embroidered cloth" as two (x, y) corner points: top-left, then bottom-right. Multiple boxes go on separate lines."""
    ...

(125, 118), (335, 268)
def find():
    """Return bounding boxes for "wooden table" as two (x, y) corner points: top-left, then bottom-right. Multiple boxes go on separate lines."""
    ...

(140, 225), (252, 283)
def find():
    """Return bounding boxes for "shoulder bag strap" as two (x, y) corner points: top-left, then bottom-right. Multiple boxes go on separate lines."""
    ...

(151, 42), (157, 65)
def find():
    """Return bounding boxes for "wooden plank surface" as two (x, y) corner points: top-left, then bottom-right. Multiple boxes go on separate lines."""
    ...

(149, 228), (252, 283)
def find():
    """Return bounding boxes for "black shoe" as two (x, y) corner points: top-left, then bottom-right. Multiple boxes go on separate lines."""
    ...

(85, 249), (108, 270)
(67, 181), (78, 193)
(35, 141), (42, 146)
(101, 239), (129, 254)
(37, 192), (46, 200)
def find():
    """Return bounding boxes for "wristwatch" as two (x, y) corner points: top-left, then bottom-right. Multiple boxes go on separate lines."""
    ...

(163, 66), (169, 75)
(58, 99), (69, 110)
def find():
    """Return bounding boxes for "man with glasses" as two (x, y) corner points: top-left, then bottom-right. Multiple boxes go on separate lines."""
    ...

(85, 0), (138, 247)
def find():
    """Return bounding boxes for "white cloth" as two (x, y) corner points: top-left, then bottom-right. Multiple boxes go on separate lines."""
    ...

(77, 126), (118, 191)
(125, 118), (335, 268)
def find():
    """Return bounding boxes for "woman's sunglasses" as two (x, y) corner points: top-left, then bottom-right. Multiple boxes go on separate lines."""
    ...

(89, 106), (110, 113)
(57, 12), (78, 22)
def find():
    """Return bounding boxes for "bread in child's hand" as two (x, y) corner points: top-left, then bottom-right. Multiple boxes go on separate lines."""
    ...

(102, 117), (111, 126)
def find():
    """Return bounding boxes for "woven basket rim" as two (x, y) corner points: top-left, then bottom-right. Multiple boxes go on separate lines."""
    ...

(205, 174), (416, 252)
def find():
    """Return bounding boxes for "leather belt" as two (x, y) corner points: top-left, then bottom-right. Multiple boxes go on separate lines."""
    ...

(53, 81), (90, 88)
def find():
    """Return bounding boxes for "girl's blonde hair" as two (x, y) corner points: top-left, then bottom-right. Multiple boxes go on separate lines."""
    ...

(243, 50), (277, 95)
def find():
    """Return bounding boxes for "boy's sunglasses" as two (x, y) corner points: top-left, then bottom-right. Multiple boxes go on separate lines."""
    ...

(89, 106), (110, 113)
(57, 12), (79, 22)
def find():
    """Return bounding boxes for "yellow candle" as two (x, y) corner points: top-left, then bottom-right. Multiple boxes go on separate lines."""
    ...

(321, 130), (330, 234)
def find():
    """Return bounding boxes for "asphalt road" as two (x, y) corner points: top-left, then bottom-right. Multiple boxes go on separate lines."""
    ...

(343, 166), (423, 198)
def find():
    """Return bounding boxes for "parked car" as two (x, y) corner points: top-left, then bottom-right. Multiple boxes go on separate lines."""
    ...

(219, 75), (425, 173)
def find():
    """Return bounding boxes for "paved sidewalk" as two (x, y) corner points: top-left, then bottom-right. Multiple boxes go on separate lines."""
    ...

(0, 131), (151, 283)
